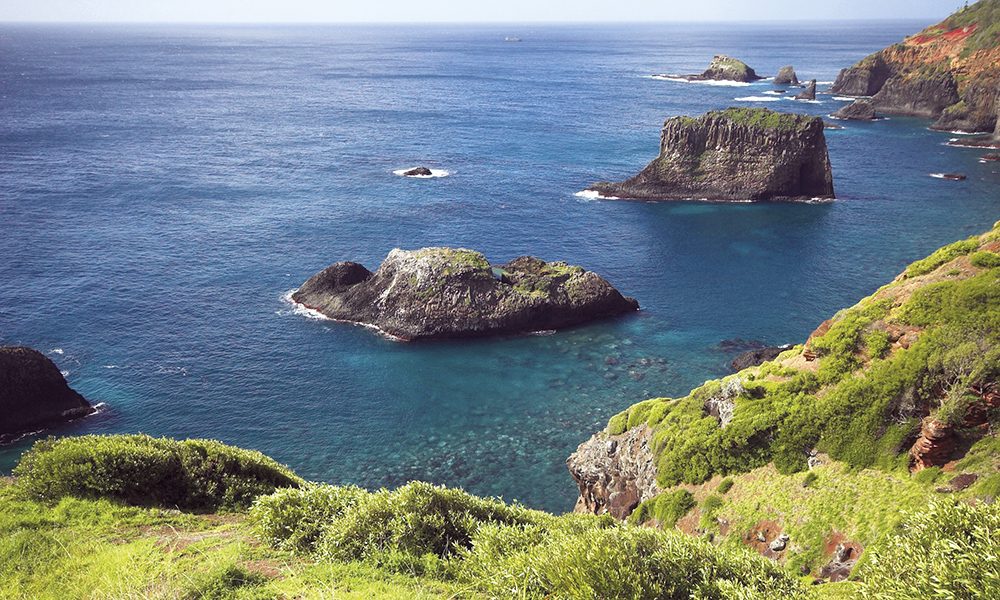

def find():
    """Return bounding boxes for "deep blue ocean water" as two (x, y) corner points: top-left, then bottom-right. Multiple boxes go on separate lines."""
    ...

(2, 21), (998, 513)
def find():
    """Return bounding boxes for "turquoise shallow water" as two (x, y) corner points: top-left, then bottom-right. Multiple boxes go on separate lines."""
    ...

(2, 21), (998, 512)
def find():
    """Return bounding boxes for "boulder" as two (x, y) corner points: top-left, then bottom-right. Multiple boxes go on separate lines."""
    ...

(0, 346), (94, 437)
(773, 66), (799, 85)
(831, 98), (877, 121)
(587, 107), (834, 202)
(794, 79), (817, 101)
(292, 248), (639, 340)
(731, 344), (792, 371)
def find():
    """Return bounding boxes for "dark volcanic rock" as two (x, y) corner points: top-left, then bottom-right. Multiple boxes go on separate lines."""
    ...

(830, 59), (894, 96)
(402, 166), (433, 176)
(774, 65), (799, 85)
(932, 79), (1000, 133)
(950, 96), (1000, 147)
(831, 98), (877, 121)
(794, 79), (817, 101)
(1, 346), (94, 437)
(587, 107), (834, 202)
(732, 344), (793, 371)
(872, 73), (960, 118)
(668, 55), (765, 83)
(292, 248), (639, 340)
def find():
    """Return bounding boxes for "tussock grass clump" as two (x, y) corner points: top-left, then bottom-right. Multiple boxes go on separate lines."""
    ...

(14, 434), (305, 511)
(856, 500), (1000, 599)
(251, 482), (807, 600)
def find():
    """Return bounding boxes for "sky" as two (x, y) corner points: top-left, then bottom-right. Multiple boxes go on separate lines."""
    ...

(0, 0), (962, 23)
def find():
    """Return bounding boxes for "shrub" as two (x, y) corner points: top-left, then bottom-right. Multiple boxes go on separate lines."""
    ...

(855, 501), (1000, 599)
(912, 466), (941, 485)
(905, 237), (978, 277)
(969, 251), (1000, 269)
(628, 489), (696, 527)
(14, 435), (304, 511)
(718, 477), (734, 494)
(802, 471), (818, 488)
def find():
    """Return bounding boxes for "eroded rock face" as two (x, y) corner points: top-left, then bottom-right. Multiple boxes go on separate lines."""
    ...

(567, 425), (660, 518)
(0, 346), (94, 437)
(831, 98), (877, 121)
(829, 7), (1000, 132)
(292, 248), (639, 340)
(587, 107), (834, 202)
(909, 384), (1000, 470)
(774, 65), (799, 85)
(731, 344), (792, 371)
(872, 73), (960, 118)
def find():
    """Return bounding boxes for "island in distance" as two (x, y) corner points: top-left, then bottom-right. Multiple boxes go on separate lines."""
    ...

(292, 248), (639, 340)
(659, 55), (765, 83)
(587, 107), (834, 202)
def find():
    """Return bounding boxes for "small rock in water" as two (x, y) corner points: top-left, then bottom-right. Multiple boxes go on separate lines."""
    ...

(981, 153), (1000, 162)
(933, 173), (967, 180)
(403, 166), (433, 176)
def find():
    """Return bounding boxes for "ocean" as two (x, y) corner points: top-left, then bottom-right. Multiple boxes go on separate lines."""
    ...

(2, 21), (998, 513)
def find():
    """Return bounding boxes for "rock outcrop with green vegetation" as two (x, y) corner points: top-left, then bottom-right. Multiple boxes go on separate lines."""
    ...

(569, 221), (1000, 582)
(0, 346), (94, 437)
(292, 248), (639, 340)
(587, 107), (834, 202)
(664, 55), (765, 83)
(830, 0), (1000, 132)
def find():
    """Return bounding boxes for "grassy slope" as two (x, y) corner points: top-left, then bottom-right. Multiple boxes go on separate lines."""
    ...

(605, 221), (1000, 589)
(0, 477), (469, 600)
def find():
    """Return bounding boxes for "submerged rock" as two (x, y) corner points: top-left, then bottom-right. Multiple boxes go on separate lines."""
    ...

(292, 248), (639, 340)
(587, 107), (834, 202)
(831, 98), (876, 121)
(773, 65), (799, 85)
(794, 79), (817, 101)
(1, 346), (95, 437)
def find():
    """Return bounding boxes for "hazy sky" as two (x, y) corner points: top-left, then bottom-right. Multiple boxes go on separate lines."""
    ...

(0, 0), (961, 23)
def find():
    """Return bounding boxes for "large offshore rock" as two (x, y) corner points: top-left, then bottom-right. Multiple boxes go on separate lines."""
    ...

(587, 107), (834, 202)
(292, 248), (639, 340)
(0, 346), (94, 436)
(794, 79), (817, 101)
(831, 98), (877, 121)
(665, 55), (765, 83)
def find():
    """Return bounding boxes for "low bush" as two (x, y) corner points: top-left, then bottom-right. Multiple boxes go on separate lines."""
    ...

(969, 251), (1000, 269)
(14, 434), (304, 511)
(904, 237), (978, 277)
(717, 477), (734, 494)
(628, 489), (696, 527)
(855, 500), (1000, 599)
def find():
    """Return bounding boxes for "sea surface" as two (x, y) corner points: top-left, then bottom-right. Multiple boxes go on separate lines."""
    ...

(2, 21), (998, 513)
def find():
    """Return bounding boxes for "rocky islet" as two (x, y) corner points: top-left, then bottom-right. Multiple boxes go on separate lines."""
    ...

(0, 346), (94, 437)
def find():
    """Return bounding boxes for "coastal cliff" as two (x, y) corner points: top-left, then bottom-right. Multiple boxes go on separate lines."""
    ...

(830, 0), (1000, 132)
(567, 222), (1000, 578)
(292, 248), (639, 340)
(587, 107), (834, 202)
(0, 346), (94, 437)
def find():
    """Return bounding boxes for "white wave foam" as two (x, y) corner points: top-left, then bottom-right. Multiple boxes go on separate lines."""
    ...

(762, 90), (785, 95)
(649, 75), (750, 87)
(51, 348), (63, 355)
(832, 96), (858, 102)
(735, 96), (780, 102)
(394, 168), (449, 178)
(528, 329), (556, 336)
(103, 365), (119, 369)
(279, 289), (332, 321)
(791, 98), (821, 104)
(155, 366), (188, 375)
(60, 370), (69, 377)
(574, 190), (621, 200)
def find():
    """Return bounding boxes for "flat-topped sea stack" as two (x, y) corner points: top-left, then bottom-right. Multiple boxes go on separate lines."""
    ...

(587, 107), (834, 202)
(829, 0), (1000, 132)
(1, 346), (95, 437)
(292, 248), (639, 340)
(667, 55), (765, 83)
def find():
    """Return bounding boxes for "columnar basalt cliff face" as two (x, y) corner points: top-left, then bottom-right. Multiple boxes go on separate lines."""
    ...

(829, 0), (1000, 132)
(292, 248), (639, 340)
(587, 108), (834, 202)
(0, 346), (94, 436)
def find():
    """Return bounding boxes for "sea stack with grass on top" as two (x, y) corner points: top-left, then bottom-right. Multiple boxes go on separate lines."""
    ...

(587, 107), (834, 202)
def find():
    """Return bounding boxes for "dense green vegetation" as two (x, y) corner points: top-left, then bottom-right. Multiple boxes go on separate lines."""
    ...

(938, 0), (1000, 53)
(13, 434), (305, 511)
(606, 222), (1000, 496)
